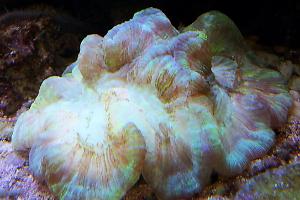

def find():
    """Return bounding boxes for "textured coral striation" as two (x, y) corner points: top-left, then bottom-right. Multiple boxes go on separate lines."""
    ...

(12, 8), (292, 200)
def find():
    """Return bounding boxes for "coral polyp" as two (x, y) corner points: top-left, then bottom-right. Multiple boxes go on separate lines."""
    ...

(12, 8), (292, 200)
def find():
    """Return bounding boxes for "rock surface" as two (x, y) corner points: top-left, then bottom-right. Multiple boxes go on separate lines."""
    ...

(0, 140), (55, 199)
(235, 163), (300, 200)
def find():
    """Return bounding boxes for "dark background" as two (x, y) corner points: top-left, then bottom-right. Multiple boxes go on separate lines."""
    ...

(1, 0), (300, 47)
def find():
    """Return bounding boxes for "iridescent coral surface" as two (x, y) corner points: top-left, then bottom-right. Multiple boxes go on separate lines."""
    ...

(12, 8), (292, 200)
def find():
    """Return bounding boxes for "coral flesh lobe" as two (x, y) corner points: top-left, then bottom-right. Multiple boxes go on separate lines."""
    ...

(12, 7), (291, 200)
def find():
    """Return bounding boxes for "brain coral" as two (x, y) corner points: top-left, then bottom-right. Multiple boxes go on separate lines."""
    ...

(12, 8), (292, 200)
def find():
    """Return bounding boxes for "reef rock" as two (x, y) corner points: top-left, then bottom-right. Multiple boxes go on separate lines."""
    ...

(235, 162), (300, 200)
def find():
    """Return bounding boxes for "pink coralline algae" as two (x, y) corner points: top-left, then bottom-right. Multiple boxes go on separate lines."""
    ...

(11, 8), (292, 200)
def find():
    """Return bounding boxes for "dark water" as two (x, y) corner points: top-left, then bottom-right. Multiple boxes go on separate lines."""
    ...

(1, 0), (300, 47)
